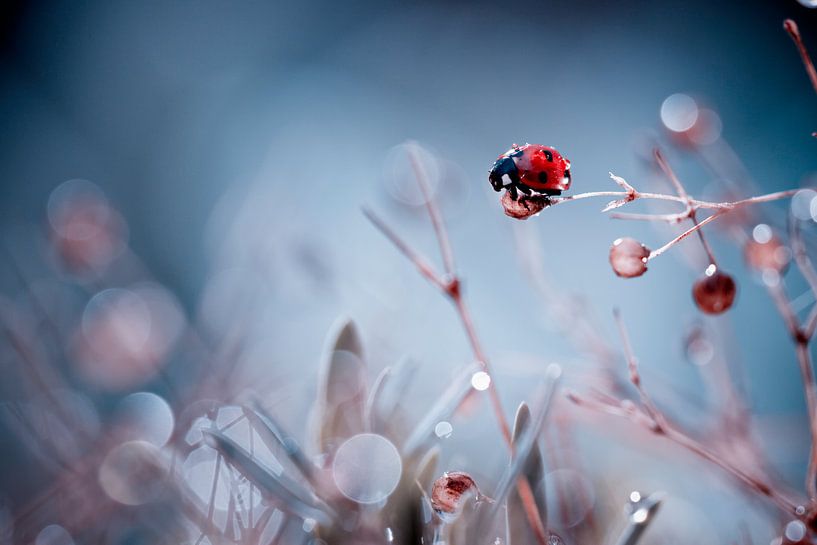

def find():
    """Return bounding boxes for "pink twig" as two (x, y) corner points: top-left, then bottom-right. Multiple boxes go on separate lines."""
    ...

(407, 144), (456, 277)
(567, 322), (804, 518)
(690, 211), (719, 267)
(545, 165), (795, 266)
(361, 207), (447, 293)
(785, 19), (817, 97)
(566, 389), (800, 514)
(647, 211), (725, 260)
(365, 146), (550, 545)
(654, 148), (691, 203)
(796, 341), (817, 502)
(613, 309), (667, 432)
(770, 220), (817, 501)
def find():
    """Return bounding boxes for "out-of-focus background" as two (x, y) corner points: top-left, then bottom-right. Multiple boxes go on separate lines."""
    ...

(2, 1), (817, 544)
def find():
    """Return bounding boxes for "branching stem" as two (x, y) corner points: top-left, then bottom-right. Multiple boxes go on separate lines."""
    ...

(568, 310), (804, 517)
(364, 143), (547, 545)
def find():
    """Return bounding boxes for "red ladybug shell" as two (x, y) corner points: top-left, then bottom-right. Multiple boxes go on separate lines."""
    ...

(502, 144), (572, 193)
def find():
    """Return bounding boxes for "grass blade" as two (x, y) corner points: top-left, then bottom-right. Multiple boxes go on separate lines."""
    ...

(203, 429), (332, 525)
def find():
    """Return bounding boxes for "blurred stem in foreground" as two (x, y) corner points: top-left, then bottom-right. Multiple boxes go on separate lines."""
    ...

(363, 142), (549, 545)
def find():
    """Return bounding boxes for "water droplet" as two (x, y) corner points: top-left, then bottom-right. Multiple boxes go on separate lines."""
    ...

(632, 507), (649, 524)
(762, 269), (780, 287)
(609, 238), (650, 278)
(471, 371), (491, 391)
(116, 392), (175, 447)
(77, 285), (183, 390)
(704, 264), (717, 277)
(434, 421), (453, 438)
(791, 189), (817, 220)
(796, 505), (806, 515)
(302, 518), (317, 532)
(332, 433), (402, 504)
(98, 440), (168, 505)
(82, 288), (152, 355)
(385, 527), (394, 542)
(35, 525), (74, 545)
(753, 224), (772, 244)
(661, 93), (699, 133)
(629, 490), (642, 503)
(46, 179), (127, 274)
(431, 471), (479, 514)
(785, 520), (807, 542)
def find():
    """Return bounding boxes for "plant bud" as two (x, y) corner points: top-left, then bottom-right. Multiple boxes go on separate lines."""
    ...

(431, 471), (479, 513)
(693, 269), (736, 314)
(501, 191), (548, 220)
(610, 238), (650, 278)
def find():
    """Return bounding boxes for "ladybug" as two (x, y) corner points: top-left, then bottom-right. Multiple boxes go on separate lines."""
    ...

(489, 144), (572, 200)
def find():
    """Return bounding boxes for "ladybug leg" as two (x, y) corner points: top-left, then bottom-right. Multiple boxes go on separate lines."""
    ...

(516, 185), (534, 209)
(508, 184), (519, 200)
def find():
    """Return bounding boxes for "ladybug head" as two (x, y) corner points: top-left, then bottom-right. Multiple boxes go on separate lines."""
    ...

(488, 156), (517, 192)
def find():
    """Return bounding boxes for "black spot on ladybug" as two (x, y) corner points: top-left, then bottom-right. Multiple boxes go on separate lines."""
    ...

(544, 150), (553, 162)
(538, 171), (548, 183)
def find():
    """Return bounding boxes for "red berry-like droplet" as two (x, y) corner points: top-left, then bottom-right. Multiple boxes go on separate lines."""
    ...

(431, 471), (479, 513)
(500, 191), (548, 220)
(693, 270), (737, 314)
(609, 238), (650, 278)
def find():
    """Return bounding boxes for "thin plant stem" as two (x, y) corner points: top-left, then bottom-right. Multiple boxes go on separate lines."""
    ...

(570, 309), (805, 517)
(547, 188), (797, 213)
(567, 378), (802, 516)
(792, 220), (817, 304)
(766, 232), (817, 501)
(361, 207), (447, 293)
(543, 168), (796, 266)
(450, 295), (513, 445)
(661, 424), (799, 515)
(613, 309), (667, 431)
(796, 340), (817, 501)
(691, 211), (719, 267)
(648, 211), (725, 260)
(785, 19), (817, 97)
(408, 145), (456, 277)
(365, 147), (549, 545)
(653, 148), (719, 266)
(654, 148), (690, 202)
